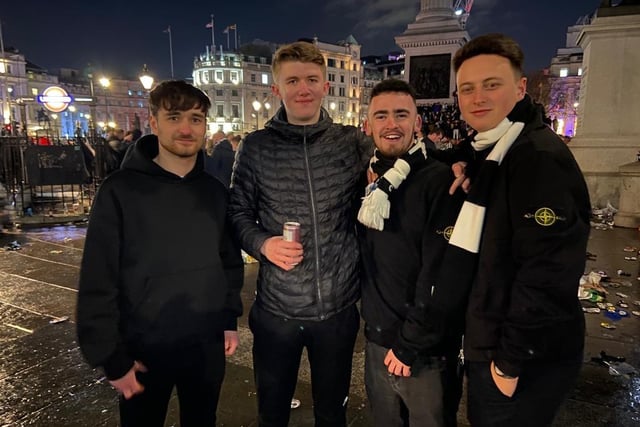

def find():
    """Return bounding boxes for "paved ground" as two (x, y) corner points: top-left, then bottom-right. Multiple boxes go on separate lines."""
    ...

(0, 222), (638, 426)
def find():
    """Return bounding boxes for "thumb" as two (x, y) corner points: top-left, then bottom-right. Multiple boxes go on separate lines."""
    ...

(134, 361), (148, 373)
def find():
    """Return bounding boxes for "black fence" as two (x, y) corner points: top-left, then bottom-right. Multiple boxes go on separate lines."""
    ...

(0, 136), (115, 221)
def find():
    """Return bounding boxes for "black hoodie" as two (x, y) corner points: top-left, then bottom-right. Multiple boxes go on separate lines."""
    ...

(77, 135), (244, 380)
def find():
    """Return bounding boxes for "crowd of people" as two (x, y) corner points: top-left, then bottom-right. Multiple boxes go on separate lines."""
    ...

(76, 34), (590, 427)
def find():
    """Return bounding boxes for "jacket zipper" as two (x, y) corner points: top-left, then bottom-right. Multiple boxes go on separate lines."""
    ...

(302, 127), (325, 319)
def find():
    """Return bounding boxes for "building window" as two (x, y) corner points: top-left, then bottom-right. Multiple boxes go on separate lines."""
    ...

(339, 102), (345, 112)
(559, 68), (568, 77)
(261, 74), (269, 85)
(251, 74), (256, 83)
(215, 70), (223, 82)
(339, 87), (345, 97)
(352, 63), (358, 71)
(352, 89), (357, 98)
(340, 75), (345, 83)
(329, 87), (335, 96)
(351, 76), (358, 85)
(216, 89), (223, 97)
(31, 88), (38, 96)
(231, 104), (239, 118)
(231, 71), (239, 84)
(231, 89), (239, 97)
(578, 67), (583, 76)
(328, 73), (335, 82)
(0, 63), (11, 74)
(327, 58), (336, 68)
(216, 104), (224, 117)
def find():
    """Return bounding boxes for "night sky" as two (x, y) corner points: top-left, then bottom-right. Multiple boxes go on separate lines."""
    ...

(2, 0), (601, 81)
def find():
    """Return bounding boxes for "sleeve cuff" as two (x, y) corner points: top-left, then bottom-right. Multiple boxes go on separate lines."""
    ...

(392, 345), (417, 367)
(224, 313), (238, 331)
(102, 345), (134, 380)
(494, 359), (522, 378)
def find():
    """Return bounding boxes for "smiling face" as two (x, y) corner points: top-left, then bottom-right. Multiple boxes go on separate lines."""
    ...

(272, 61), (329, 126)
(456, 54), (526, 132)
(364, 91), (422, 158)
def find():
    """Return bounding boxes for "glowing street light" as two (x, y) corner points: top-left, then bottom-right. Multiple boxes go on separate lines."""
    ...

(139, 64), (154, 91)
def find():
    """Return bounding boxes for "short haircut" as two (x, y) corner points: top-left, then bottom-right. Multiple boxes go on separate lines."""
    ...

(453, 33), (525, 77)
(370, 79), (417, 103)
(428, 125), (443, 136)
(149, 80), (211, 117)
(272, 41), (326, 80)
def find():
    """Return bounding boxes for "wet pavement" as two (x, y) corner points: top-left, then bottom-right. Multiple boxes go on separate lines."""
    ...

(0, 223), (638, 426)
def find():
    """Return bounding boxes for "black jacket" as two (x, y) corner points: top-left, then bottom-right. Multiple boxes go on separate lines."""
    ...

(360, 157), (465, 366)
(463, 97), (591, 377)
(77, 135), (244, 380)
(229, 107), (372, 320)
(205, 139), (236, 188)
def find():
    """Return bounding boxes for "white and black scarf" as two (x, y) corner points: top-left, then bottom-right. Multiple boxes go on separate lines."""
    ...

(357, 140), (427, 231)
(448, 117), (524, 252)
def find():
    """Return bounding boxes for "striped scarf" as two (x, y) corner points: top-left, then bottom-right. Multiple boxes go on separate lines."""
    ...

(449, 118), (524, 252)
(357, 140), (427, 231)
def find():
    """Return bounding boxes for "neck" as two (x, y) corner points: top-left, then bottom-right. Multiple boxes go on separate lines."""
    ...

(154, 148), (197, 178)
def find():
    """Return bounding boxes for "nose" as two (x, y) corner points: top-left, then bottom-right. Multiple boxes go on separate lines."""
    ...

(383, 115), (398, 129)
(472, 88), (486, 105)
(177, 118), (192, 134)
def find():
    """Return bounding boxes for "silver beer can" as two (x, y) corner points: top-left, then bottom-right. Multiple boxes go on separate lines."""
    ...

(283, 222), (301, 243)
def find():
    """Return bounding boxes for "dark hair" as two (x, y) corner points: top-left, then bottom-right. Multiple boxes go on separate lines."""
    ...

(370, 79), (417, 102)
(148, 80), (211, 117)
(453, 33), (524, 77)
(427, 125), (443, 136)
(272, 41), (326, 80)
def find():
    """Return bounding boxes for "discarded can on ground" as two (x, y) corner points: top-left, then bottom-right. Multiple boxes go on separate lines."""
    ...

(600, 322), (616, 330)
(283, 222), (301, 243)
(583, 307), (601, 314)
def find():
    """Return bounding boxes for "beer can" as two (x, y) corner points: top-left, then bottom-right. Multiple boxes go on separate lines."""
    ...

(283, 222), (301, 243)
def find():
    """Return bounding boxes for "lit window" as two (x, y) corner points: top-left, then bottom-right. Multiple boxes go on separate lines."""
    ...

(261, 74), (268, 85)
(578, 67), (583, 76)
(231, 71), (239, 84)
(559, 68), (568, 77)
(32, 88), (38, 96)
(215, 70), (223, 83)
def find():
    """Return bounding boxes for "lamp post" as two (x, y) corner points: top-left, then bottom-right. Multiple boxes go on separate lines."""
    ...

(252, 99), (261, 130)
(139, 64), (154, 92)
(99, 77), (111, 127)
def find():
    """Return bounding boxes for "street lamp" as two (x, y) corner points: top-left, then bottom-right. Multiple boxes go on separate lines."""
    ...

(252, 99), (262, 130)
(329, 102), (336, 120)
(99, 77), (111, 123)
(139, 64), (154, 91)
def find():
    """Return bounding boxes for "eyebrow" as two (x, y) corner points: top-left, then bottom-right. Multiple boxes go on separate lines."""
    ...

(372, 108), (411, 115)
(459, 76), (504, 87)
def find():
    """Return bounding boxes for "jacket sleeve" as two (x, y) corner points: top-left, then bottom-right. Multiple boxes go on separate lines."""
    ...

(495, 145), (590, 377)
(219, 192), (245, 331)
(228, 136), (272, 259)
(76, 181), (134, 380)
(392, 171), (466, 366)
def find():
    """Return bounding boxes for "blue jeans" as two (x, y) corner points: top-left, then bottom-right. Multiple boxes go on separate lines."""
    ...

(249, 303), (360, 427)
(365, 341), (446, 427)
(467, 359), (581, 427)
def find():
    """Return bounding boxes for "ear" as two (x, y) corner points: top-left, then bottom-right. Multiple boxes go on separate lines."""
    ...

(271, 84), (281, 98)
(149, 114), (158, 135)
(516, 77), (527, 100)
(414, 114), (423, 134)
(323, 81), (330, 96)
(363, 118), (372, 136)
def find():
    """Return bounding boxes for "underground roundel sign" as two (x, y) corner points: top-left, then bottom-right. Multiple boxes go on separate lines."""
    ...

(37, 86), (74, 113)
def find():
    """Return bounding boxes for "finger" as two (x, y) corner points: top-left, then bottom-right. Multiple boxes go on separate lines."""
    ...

(134, 361), (148, 372)
(449, 176), (465, 195)
(462, 178), (471, 193)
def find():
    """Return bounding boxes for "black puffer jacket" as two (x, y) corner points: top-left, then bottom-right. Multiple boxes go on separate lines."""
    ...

(229, 107), (372, 320)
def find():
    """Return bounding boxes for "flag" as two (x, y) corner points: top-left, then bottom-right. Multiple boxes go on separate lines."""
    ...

(163, 26), (171, 33)
(205, 22), (213, 28)
(222, 26), (229, 34)
(229, 24), (237, 30)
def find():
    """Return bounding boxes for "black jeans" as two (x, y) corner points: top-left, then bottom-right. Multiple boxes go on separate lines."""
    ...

(365, 341), (445, 427)
(249, 303), (360, 427)
(119, 338), (225, 427)
(466, 359), (582, 427)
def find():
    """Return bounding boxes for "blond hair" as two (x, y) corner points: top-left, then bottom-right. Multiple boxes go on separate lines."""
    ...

(272, 41), (326, 80)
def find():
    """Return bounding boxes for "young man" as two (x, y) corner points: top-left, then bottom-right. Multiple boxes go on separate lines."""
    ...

(358, 79), (465, 427)
(77, 80), (244, 426)
(441, 33), (591, 426)
(228, 41), (372, 427)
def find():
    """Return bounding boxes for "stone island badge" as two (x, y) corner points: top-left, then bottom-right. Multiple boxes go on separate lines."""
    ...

(437, 226), (455, 241)
(524, 207), (566, 227)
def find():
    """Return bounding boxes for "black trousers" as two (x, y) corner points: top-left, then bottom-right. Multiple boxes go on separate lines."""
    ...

(466, 359), (581, 427)
(119, 338), (225, 427)
(249, 303), (360, 427)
